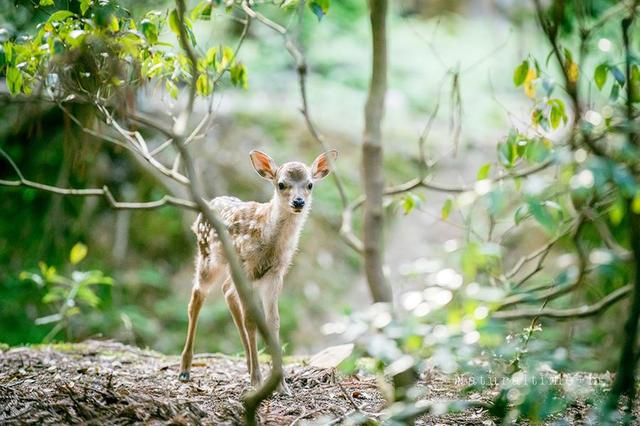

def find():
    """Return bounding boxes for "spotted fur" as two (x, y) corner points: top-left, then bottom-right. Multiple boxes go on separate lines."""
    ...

(192, 194), (308, 281)
(180, 150), (337, 391)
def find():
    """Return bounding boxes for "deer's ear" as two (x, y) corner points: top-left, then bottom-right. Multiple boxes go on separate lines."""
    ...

(311, 150), (338, 181)
(249, 150), (278, 180)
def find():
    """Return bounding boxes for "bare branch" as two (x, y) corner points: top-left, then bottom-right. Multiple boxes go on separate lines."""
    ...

(0, 147), (196, 210)
(58, 102), (190, 185)
(494, 285), (632, 320)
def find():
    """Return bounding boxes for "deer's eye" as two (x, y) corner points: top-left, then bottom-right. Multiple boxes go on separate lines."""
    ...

(307, 182), (313, 190)
(278, 182), (285, 190)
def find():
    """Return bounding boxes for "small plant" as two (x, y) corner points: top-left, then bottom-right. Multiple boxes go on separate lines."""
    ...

(20, 242), (113, 342)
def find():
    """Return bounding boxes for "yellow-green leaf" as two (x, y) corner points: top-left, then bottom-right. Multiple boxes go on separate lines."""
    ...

(632, 192), (640, 214)
(47, 10), (74, 23)
(594, 63), (608, 90)
(166, 80), (178, 99)
(80, 0), (91, 16)
(196, 73), (212, 96)
(168, 9), (180, 36)
(441, 199), (453, 220)
(513, 60), (529, 87)
(476, 163), (491, 181)
(70, 242), (88, 265)
(109, 15), (119, 32)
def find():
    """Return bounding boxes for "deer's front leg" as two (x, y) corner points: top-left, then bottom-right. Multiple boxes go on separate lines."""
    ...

(260, 278), (291, 396)
(179, 285), (206, 382)
(244, 313), (262, 387)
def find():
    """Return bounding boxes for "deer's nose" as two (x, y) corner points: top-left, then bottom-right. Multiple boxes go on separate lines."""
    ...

(292, 197), (305, 209)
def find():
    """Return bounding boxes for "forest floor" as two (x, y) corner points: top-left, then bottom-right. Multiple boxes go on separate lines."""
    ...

(0, 340), (632, 425)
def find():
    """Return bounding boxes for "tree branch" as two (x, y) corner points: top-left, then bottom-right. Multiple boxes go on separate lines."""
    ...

(494, 285), (632, 320)
(174, 2), (281, 424)
(0, 147), (196, 210)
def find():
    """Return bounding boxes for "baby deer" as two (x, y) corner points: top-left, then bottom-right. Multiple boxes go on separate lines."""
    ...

(179, 149), (337, 394)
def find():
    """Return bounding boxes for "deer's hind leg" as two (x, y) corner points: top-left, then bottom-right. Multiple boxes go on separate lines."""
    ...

(224, 279), (262, 387)
(179, 256), (225, 382)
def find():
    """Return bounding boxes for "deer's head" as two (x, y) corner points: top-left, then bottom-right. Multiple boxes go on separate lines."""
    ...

(249, 150), (338, 214)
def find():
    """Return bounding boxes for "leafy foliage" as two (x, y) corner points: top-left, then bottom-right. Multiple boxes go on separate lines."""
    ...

(1, 0), (247, 100)
(20, 243), (113, 342)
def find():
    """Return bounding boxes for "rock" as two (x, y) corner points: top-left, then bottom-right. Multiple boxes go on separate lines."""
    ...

(308, 344), (354, 369)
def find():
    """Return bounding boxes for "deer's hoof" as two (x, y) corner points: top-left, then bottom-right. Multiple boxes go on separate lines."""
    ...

(178, 371), (190, 382)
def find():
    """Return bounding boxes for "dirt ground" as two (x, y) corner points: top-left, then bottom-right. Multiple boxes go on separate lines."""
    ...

(0, 340), (631, 425)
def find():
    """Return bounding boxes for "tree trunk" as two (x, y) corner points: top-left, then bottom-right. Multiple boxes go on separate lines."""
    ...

(605, 14), (640, 422)
(606, 209), (640, 420)
(362, 0), (393, 303)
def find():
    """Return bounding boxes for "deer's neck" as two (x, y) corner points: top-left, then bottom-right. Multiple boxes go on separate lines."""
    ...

(265, 193), (309, 247)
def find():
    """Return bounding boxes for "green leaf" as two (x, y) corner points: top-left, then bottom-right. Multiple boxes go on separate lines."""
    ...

(77, 285), (100, 307)
(563, 47), (573, 63)
(309, 0), (330, 21)
(401, 193), (421, 215)
(631, 65), (640, 103)
(70, 242), (88, 265)
(191, 0), (213, 20)
(549, 105), (562, 129)
(196, 73), (212, 96)
(40, 0), (54, 6)
(610, 83), (620, 102)
(166, 80), (178, 99)
(141, 19), (158, 44)
(609, 196), (626, 226)
(524, 138), (552, 163)
(632, 192), (640, 214)
(3, 42), (13, 64)
(513, 60), (529, 87)
(204, 47), (217, 68)
(476, 163), (491, 180)
(80, 0), (91, 16)
(527, 199), (558, 233)
(594, 63), (608, 90)
(6, 67), (22, 95)
(47, 10), (74, 23)
(168, 9), (180, 36)
(230, 62), (248, 89)
(42, 290), (64, 304)
(547, 99), (566, 130)
(441, 199), (453, 220)
(108, 15), (119, 32)
(498, 132), (519, 168)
